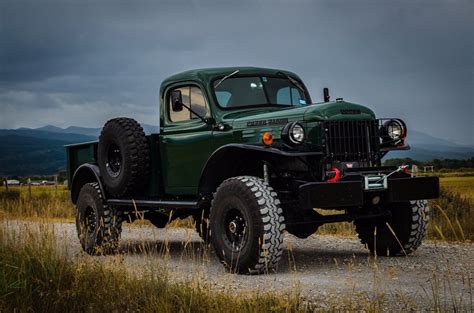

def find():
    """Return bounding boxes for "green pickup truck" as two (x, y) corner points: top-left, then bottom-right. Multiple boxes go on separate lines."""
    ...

(66, 67), (439, 274)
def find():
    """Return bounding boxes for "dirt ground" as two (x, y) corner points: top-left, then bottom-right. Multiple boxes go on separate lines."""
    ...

(3, 220), (473, 310)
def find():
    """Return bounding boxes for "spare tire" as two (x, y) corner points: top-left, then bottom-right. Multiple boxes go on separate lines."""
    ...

(98, 117), (150, 197)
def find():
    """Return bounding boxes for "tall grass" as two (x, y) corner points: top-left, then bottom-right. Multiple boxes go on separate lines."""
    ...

(439, 176), (474, 201)
(2, 221), (471, 312)
(0, 186), (74, 220)
(0, 225), (308, 312)
(1, 224), (416, 312)
(428, 187), (473, 241)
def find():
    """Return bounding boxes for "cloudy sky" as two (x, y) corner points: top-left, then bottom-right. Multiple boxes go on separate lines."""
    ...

(1, 0), (473, 144)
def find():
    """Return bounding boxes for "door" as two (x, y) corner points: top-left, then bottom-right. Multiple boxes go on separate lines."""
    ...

(160, 84), (213, 196)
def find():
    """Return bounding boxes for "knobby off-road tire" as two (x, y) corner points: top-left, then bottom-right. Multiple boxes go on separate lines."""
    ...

(98, 117), (150, 197)
(210, 176), (285, 274)
(354, 200), (430, 256)
(76, 182), (123, 255)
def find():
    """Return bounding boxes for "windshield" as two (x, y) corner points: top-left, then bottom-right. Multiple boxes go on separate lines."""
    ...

(213, 76), (310, 109)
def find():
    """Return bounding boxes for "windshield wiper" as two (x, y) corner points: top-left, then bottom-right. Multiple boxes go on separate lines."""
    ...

(276, 71), (305, 94)
(215, 70), (239, 88)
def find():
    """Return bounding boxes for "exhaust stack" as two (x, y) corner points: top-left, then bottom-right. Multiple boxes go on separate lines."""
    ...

(323, 88), (330, 102)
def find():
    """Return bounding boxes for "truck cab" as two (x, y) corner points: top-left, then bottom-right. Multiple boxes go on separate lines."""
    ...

(67, 67), (439, 274)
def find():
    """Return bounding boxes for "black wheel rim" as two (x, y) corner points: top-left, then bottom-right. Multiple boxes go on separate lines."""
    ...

(106, 143), (122, 177)
(84, 206), (97, 235)
(223, 208), (248, 251)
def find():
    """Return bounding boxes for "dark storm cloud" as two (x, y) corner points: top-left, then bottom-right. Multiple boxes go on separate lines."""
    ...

(0, 0), (473, 144)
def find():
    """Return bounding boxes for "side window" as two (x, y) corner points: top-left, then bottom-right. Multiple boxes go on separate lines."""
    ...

(276, 87), (304, 105)
(169, 86), (208, 122)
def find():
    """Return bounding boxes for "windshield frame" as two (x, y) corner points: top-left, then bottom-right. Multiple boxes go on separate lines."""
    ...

(210, 74), (312, 110)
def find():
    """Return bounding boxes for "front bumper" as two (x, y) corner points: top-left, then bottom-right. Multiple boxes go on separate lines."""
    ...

(299, 176), (439, 210)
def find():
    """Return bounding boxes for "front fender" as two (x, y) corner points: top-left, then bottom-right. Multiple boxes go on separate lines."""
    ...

(70, 163), (105, 204)
(198, 144), (322, 195)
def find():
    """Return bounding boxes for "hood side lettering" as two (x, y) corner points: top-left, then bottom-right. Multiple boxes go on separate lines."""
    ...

(340, 109), (361, 115)
(247, 118), (289, 127)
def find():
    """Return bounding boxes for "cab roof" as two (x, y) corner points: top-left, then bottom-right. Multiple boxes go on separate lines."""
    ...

(160, 66), (303, 92)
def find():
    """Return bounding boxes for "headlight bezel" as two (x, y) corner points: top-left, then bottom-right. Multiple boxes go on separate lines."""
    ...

(381, 119), (407, 144)
(281, 121), (305, 146)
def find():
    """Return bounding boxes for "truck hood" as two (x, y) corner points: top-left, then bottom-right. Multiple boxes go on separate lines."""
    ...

(303, 101), (375, 121)
(228, 101), (375, 129)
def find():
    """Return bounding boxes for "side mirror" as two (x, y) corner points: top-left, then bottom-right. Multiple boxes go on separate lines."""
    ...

(171, 90), (183, 112)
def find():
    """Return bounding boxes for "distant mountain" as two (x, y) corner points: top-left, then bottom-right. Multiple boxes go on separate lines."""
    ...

(30, 124), (160, 137)
(36, 125), (102, 137)
(36, 125), (65, 133)
(0, 130), (96, 176)
(64, 126), (101, 137)
(386, 130), (474, 161)
(0, 124), (472, 176)
(0, 128), (96, 143)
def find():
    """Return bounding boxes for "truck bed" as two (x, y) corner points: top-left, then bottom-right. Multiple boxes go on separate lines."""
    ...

(65, 134), (162, 197)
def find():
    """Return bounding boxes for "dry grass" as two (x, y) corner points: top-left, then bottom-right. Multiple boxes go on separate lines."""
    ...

(439, 176), (474, 201)
(0, 224), (387, 312)
(428, 187), (473, 241)
(0, 185), (74, 220)
(1, 220), (471, 312)
(0, 225), (308, 312)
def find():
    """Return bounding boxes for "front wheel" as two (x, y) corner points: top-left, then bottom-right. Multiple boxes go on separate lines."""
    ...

(210, 176), (285, 274)
(354, 200), (430, 256)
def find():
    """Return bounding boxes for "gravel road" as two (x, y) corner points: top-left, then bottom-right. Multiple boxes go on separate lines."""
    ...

(3, 220), (473, 310)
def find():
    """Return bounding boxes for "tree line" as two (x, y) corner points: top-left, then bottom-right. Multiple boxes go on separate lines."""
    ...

(384, 157), (474, 170)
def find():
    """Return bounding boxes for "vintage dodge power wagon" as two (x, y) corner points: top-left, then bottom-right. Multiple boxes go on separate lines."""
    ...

(66, 67), (439, 274)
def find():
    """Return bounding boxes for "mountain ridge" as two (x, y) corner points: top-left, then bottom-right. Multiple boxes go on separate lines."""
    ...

(15, 124), (160, 137)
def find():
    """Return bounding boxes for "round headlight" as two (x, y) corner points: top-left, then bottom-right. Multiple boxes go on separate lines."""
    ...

(290, 123), (305, 144)
(383, 119), (406, 141)
(282, 122), (305, 145)
(387, 121), (402, 140)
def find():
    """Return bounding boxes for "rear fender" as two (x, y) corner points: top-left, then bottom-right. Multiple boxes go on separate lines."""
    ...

(70, 163), (105, 204)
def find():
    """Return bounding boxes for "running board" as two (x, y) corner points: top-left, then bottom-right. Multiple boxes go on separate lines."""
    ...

(107, 199), (199, 209)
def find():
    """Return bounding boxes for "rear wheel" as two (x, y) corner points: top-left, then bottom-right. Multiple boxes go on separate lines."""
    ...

(354, 200), (429, 256)
(76, 182), (123, 255)
(210, 176), (285, 274)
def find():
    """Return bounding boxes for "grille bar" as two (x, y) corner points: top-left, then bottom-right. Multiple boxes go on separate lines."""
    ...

(323, 120), (380, 163)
